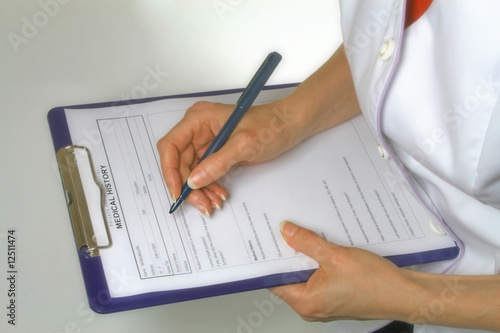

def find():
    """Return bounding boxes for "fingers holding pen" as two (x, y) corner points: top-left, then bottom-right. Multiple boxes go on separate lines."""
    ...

(184, 154), (230, 216)
(184, 166), (228, 217)
(173, 152), (225, 217)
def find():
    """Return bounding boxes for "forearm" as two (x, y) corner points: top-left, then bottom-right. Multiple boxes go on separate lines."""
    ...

(281, 44), (361, 144)
(398, 270), (500, 331)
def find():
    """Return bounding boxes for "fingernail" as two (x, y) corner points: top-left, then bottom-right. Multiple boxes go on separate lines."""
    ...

(188, 170), (210, 190)
(198, 205), (210, 218)
(169, 188), (177, 203)
(213, 202), (221, 210)
(280, 221), (298, 238)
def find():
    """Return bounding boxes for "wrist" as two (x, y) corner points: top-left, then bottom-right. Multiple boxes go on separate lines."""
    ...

(394, 269), (440, 324)
(362, 268), (434, 323)
(279, 46), (362, 142)
(275, 96), (313, 145)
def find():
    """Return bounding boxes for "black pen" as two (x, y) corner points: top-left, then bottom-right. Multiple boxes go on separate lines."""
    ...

(169, 51), (282, 214)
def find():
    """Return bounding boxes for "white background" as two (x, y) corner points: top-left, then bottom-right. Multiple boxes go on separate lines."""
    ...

(0, 1), (341, 332)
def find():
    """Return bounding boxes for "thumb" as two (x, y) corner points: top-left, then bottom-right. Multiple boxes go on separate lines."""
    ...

(187, 150), (238, 189)
(280, 221), (338, 265)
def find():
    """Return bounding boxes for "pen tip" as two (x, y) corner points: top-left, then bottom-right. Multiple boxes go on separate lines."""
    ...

(169, 200), (180, 214)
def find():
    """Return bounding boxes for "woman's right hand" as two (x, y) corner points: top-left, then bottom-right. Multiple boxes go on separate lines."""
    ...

(157, 99), (305, 216)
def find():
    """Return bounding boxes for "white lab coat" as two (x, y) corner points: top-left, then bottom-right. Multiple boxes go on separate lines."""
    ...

(323, 1), (500, 332)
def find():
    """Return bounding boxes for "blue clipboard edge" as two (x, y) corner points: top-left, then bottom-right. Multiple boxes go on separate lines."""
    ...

(47, 83), (460, 314)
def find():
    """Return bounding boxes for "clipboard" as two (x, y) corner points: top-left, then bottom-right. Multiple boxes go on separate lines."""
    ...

(47, 84), (460, 313)
(47, 85), (317, 313)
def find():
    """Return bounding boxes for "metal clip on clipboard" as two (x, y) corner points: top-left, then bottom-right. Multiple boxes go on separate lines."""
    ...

(57, 146), (112, 257)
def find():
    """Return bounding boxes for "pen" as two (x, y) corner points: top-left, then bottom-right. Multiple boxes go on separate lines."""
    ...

(169, 51), (282, 214)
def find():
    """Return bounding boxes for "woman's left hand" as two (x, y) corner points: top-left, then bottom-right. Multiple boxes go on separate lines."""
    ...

(270, 221), (417, 322)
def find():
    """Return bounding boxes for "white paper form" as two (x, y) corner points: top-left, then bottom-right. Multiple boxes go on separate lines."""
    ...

(63, 87), (457, 298)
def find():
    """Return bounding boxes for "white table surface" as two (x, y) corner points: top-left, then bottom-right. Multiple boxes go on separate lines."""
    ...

(0, 1), (341, 332)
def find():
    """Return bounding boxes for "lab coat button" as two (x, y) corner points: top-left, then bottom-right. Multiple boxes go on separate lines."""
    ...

(429, 219), (447, 236)
(379, 38), (396, 61)
(378, 144), (390, 160)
